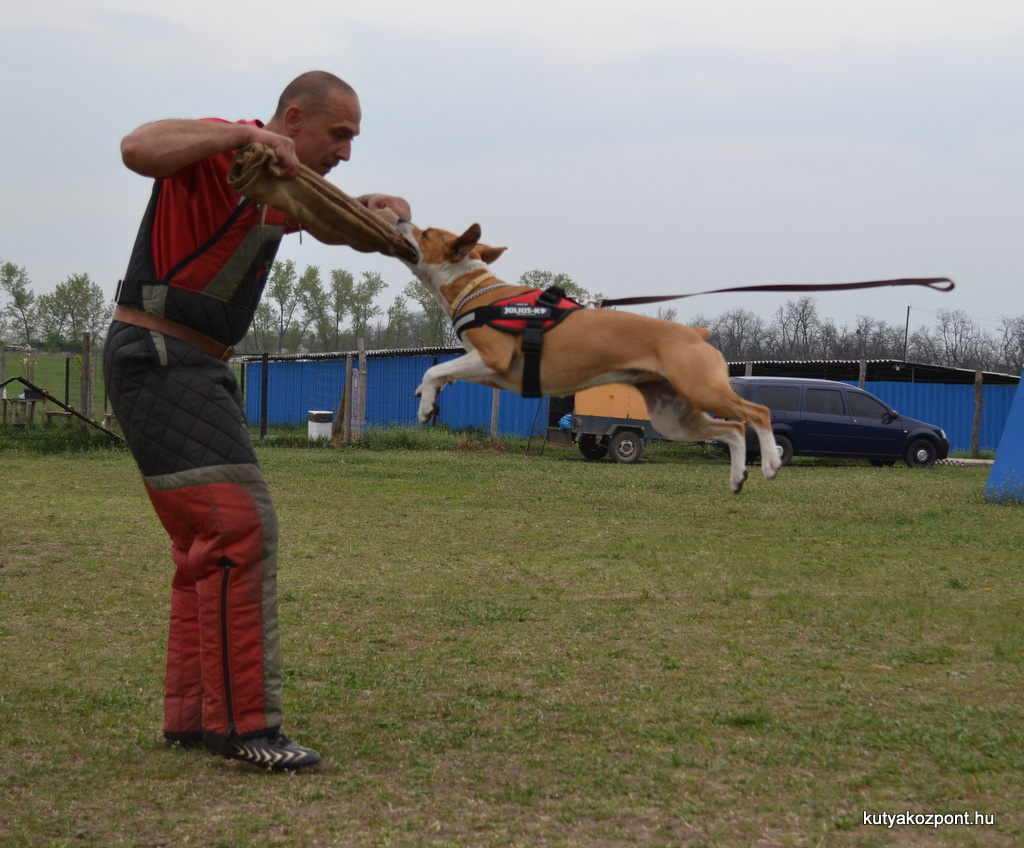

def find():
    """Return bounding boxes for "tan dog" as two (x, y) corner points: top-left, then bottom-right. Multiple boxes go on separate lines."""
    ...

(397, 221), (781, 493)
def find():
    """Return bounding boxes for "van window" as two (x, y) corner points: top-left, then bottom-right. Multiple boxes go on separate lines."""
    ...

(731, 382), (753, 400)
(848, 391), (889, 419)
(806, 389), (845, 415)
(757, 385), (800, 412)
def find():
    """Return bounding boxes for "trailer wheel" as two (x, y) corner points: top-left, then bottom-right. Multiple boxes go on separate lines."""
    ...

(578, 434), (609, 460)
(609, 430), (642, 464)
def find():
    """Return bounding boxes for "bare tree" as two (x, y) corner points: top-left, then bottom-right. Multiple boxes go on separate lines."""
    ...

(772, 297), (821, 359)
(929, 309), (997, 369)
(998, 316), (1024, 374)
(707, 308), (769, 361)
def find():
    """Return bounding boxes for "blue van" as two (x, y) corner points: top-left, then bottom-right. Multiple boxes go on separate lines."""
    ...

(729, 376), (950, 467)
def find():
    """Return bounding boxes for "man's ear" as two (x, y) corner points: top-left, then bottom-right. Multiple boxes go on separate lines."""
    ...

(450, 224), (482, 262)
(282, 104), (304, 134)
(477, 244), (507, 264)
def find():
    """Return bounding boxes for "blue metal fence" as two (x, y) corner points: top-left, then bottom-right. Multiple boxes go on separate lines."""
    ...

(244, 354), (549, 435)
(857, 381), (1015, 453)
(244, 355), (1016, 451)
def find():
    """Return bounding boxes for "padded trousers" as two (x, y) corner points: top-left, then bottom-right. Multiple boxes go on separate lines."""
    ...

(103, 321), (283, 738)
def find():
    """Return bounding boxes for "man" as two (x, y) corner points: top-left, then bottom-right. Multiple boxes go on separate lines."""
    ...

(104, 71), (410, 770)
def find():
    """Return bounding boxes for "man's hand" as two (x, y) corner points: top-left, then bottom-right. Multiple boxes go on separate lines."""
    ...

(249, 127), (300, 179)
(358, 194), (412, 220)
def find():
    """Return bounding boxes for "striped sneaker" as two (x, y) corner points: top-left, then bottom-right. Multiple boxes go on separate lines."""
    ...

(203, 730), (321, 771)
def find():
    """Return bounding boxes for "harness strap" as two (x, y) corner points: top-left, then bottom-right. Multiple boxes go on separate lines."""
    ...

(521, 286), (569, 398)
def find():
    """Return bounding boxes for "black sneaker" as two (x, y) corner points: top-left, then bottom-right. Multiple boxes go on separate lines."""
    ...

(203, 730), (322, 771)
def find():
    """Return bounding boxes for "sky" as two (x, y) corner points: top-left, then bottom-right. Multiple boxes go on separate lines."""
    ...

(2, 0), (1024, 339)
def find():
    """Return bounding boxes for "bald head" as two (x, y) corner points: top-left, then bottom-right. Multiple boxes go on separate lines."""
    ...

(272, 71), (357, 122)
(265, 71), (363, 175)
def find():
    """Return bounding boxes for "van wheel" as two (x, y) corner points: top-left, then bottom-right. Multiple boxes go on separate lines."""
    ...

(905, 439), (937, 468)
(609, 431), (642, 464)
(578, 434), (609, 460)
(774, 434), (794, 466)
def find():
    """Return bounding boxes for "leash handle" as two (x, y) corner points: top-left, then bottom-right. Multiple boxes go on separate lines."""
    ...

(594, 277), (955, 309)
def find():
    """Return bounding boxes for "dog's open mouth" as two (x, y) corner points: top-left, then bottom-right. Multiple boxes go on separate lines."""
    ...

(396, 220), (421, 262)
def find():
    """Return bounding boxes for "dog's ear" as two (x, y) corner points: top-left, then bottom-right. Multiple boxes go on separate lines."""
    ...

(476, 244), (507, 264)
(450, 224), (482, 261)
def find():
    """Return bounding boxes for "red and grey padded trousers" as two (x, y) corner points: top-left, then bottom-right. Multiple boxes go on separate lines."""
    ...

(103, 321), (283, 739)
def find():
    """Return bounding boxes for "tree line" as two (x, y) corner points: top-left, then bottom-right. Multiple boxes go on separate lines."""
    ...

(683, 296), (1024, 374)
(2, 258), (1022, 374)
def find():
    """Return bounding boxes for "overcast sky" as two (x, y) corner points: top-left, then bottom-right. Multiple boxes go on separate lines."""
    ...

(3, 0), (1023, 337)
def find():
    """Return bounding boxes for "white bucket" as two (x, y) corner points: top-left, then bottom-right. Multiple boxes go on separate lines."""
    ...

(307, 410), (334, 440)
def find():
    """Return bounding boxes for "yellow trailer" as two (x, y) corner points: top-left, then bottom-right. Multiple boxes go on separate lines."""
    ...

(546, 384), (666, 463)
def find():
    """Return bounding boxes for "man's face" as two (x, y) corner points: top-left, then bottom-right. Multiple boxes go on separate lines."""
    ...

(291, 90), (362, 176)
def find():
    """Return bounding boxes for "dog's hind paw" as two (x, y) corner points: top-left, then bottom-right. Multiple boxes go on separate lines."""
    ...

(730, 468), (750, 494)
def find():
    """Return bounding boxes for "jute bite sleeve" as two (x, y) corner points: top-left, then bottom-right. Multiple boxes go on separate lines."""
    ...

(227, 143), (416, 260)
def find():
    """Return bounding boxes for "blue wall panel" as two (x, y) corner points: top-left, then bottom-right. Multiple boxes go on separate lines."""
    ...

(245, 357), (1016, 448)
(244, 354), (548, 436)
(860, 381), (1015, 452)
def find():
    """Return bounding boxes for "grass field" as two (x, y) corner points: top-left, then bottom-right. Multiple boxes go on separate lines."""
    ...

(0, 434), (1021, 847)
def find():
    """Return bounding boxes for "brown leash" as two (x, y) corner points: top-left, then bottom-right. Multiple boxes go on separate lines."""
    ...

(113, 305), (235, 361)
(594, 277), (954, 309)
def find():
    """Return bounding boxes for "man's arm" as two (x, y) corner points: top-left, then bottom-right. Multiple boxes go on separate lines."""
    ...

(120, 119), (301, 179)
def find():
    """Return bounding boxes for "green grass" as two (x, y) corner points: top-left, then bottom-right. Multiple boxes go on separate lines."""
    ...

(0, 436), (1021, 846)
(1, 351), (106, 408)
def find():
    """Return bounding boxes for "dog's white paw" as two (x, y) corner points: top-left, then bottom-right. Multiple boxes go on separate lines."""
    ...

(416, 385), (438, 424)
(730, 468), (749, 495)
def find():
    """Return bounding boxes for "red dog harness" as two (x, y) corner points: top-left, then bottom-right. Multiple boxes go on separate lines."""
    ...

(452, 286), (583, 398)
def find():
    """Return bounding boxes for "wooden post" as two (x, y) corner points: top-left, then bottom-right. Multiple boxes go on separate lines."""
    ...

(333, 355), (352, 445)
(858, 359), (867, 389)
(343, 354), (354, 442)
(972, 369), (983, 459)
(744, 361), (753, 377)
(490, 388), (500, 439)
(80, 333), (93, 423)
(357, 340), (367, 438)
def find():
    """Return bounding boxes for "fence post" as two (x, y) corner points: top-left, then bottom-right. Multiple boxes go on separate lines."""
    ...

(342, 353), (354, 443)
(858, 359), (867, 389)
(972, 369), (983, 459)
(357, 339), (367, 437)
(490, 388), (500, 439)
(80, 333), (93, 423)
(260, 352), (269, 440)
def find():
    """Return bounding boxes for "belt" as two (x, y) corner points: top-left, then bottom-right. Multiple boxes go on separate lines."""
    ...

(113, 305), (234, 361)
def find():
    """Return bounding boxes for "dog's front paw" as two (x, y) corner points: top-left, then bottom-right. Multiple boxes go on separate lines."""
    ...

(416, 384), (438, 424)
